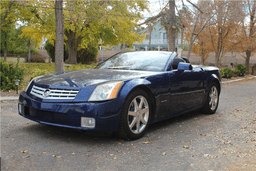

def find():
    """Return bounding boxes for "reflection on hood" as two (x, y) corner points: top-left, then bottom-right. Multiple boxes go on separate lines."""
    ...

(34, 69), (159, 88)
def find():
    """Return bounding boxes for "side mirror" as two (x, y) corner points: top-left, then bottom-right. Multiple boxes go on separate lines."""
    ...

(178, 62), (192, 71)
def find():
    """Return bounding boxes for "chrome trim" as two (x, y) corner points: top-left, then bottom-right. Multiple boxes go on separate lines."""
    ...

(30, 85), (79, 99)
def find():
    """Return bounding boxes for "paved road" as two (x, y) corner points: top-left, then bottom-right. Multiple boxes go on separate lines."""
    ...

(1, 79), (256, 170)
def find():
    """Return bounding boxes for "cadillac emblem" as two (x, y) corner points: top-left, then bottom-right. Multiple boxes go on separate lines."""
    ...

(43, 89), (51, 97)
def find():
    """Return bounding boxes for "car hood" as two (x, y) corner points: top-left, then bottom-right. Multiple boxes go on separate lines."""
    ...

(34, 69), (159, 88)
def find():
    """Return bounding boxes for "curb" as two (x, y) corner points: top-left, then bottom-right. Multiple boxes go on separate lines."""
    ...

(222, 76), (256, 85)
(0, 96), (19, 101)
(0, 76), (256, 101)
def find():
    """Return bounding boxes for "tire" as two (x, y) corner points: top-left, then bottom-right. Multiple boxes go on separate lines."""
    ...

(201, 82), (220, 114)
(116, 89), (152, 140)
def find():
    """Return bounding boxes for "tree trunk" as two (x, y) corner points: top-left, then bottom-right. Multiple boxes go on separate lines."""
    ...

(4, 40), (7, 61)
(28, 39), (31, 63)
(245, 50), (251, 75)
(187, 14), (200, 59)
(168, 0), (176, 52)
(148, 32), (152, 50)
(55, 0), (64, 73)
(66, 42), (78, 64)
(65, 30), (81, 64)
(200, 41), (204, 65)
(181, 30), (183, 46)
(122, 42), (126, 52)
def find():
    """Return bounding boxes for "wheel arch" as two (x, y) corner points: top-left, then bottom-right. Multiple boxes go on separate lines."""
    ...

(206, 74), (221, 94)
(119, 79), (156, 123)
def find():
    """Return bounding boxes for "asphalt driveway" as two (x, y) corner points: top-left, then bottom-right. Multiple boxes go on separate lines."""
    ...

(1, 79), (256, 170)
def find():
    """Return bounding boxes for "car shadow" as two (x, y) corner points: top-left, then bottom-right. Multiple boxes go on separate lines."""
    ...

(21, 110), (209, 144)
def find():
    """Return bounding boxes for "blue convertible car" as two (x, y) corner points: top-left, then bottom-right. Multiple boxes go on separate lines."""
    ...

(18, 51), (221, 140)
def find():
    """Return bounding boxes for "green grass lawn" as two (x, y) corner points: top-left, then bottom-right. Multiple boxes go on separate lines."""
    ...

(18, 62), (97, 89)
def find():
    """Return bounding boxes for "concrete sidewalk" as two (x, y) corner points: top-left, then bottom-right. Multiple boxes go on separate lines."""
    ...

(1, 76), (255, 101)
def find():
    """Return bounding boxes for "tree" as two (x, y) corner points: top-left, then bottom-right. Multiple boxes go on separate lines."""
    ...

(208, 0), (244, 67)
(235, 0), (256, 74)
(1, 1), (18, 60)
(183, 0), (217, 59)
(183, 0), (245, 67)
(19, 0), (149, 65)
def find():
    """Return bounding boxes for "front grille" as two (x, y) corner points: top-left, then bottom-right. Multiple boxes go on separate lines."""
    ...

(30, 85), (79, 100)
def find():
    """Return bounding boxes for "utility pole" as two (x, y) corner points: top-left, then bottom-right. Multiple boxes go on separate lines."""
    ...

(55, 0), (64, 73)
(168, 0), (176, 52)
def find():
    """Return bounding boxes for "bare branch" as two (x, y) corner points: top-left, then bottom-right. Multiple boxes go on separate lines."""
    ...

(186, 0), (204, 14)
(137, 3), (168, 26)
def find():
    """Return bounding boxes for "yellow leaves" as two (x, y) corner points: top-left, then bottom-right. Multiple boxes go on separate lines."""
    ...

(162, 152), (166, 156)
(20, 27), (43, 46)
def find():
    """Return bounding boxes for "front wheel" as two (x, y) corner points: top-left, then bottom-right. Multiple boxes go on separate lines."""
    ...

(201, 82), (220, 114)
(117, 89), (152, 140)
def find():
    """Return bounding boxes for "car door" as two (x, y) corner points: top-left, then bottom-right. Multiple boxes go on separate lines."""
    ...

(167, 67), (205, 116)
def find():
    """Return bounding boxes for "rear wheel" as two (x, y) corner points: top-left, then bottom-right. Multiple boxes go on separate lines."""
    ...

(201, 82), (219, 114)
(117, 89), (152, 140)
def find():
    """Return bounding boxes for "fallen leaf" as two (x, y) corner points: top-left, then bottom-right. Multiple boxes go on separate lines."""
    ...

(86, 154), (90, 157)
(38, 154), (41, 156)
(43, 152), (47, 154)
(52, 155), (56, 158)
(71, 153), (76, 155)
(113, 156), (117, 159)
(56, 156), (62, 158)
(162, 152), (166, 156)
(21, 150), (28, 153)
(142, 141), (149, 144)
(110, 154), (114, 156)
(169, 137), (172, 139)
(183, 146), (189, 149)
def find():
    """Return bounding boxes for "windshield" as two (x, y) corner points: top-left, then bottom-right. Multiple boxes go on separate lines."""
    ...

(96, 51), (172, 71)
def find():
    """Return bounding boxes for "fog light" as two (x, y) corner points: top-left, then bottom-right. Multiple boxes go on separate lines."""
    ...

(81, 117), (95, 128)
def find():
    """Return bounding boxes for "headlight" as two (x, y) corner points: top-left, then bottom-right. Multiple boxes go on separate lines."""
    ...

(88, 81), (123, 101)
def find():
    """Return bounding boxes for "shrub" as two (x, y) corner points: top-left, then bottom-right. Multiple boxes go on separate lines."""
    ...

(77, 44), (99, 63)
(25, 55), (46, 63)
(45, 40), (99, 63)
(44, 40), (68, 62)
(0, 56), (25, 91)
(220, 68), (233, 78)
(8, 47), (39, 55)
(236, 63), (247, 76)
(180, 44), (189, 51)
(29, 68), (47, 81)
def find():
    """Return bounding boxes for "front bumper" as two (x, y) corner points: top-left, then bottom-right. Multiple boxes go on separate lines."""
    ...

(18, 91), (122, 131)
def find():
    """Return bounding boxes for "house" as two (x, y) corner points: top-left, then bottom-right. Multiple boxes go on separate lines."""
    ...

(133, 21), (181, 50)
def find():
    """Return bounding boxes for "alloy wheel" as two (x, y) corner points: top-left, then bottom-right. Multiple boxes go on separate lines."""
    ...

(127, 95), (149, 134)
(209, 86), (218, 111)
